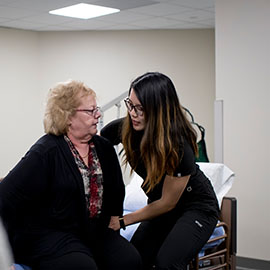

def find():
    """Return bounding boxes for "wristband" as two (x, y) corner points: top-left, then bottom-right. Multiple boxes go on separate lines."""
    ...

(119, 216), (126, 230)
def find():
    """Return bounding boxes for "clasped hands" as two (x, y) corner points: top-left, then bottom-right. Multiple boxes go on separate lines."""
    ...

(109, 216), (124, 231)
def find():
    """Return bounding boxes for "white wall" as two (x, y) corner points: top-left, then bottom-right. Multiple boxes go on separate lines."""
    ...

(0, 28), (43, 172)
(37, 30), (215, 138)
(216, 0), (270, 260)
(0, 28), (215, 177)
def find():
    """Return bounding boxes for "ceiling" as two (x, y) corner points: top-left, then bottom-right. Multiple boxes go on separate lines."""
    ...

(0, 0), (215, 31)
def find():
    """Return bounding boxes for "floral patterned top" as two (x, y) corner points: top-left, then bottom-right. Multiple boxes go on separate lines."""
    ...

(64, 135), (103, 218)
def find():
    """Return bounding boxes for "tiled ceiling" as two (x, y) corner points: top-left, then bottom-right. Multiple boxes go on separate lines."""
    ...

(0, 0), (215, 31)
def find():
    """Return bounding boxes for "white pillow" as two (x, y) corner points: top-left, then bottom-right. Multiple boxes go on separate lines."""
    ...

(197, 163), (235, 207)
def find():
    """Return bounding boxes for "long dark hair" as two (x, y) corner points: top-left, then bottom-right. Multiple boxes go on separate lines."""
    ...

(122, 72), (198, 192)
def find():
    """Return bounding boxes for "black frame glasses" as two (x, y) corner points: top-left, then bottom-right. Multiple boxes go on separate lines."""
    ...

(124, 98), (144, 116)
(76, 106), (100, 117)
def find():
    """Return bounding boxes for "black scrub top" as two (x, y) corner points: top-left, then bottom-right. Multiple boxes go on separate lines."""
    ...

(101, 118), (219, 218)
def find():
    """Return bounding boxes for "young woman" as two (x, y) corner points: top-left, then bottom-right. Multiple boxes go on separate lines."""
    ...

(101, 72), (219, 270)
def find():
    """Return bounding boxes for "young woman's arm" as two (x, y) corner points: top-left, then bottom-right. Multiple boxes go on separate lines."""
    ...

(109, 174), (190, 230)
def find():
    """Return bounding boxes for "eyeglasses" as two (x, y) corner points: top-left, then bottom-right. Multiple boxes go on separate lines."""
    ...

(76, 106), (101, 117)
(124, 98), (144, 117)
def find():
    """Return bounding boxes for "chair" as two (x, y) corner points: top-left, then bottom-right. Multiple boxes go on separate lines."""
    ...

(190, 197), (237, 270)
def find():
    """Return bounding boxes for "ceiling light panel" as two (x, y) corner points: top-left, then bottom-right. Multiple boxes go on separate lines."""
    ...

(49, 3), (120, 19)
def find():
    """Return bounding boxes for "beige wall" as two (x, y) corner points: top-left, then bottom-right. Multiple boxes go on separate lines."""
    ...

(0, 28), (215, 177)
(216, 0), (270, 260)
(37, 30), (215, 136)
(0, 29), (43, 172)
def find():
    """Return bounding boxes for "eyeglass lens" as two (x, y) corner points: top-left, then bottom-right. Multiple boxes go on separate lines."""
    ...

(124, 99), (143, 116)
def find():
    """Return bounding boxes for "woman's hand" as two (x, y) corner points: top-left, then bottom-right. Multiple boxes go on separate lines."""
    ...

(109, 215), (121, 231)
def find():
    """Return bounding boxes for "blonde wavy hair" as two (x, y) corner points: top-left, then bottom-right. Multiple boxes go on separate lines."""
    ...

(44, 80), (95, 135)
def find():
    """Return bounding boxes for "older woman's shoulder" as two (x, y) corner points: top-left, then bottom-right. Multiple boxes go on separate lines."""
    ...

(33, 133), (59, 145)
(30, 134), (63, 154)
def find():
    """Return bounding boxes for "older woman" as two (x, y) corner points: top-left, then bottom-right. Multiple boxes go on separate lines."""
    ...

(0, 80), (142, 270)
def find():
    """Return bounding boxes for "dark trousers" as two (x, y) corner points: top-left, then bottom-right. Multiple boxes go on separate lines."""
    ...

(131, 210), (217, 270)
(37, 228), (142, 270)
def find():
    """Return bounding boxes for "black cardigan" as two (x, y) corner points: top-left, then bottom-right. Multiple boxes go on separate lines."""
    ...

(0, 134), (124, 265)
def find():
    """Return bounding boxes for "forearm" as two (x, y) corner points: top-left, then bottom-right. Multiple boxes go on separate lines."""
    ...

(124, 175), (190, 226)
(108, 199), (172, 231)
(109, 175), (190, 230)
(124, 198), (173, 226)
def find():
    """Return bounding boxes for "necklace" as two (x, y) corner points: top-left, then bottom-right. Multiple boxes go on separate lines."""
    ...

(81, 146), (89, 158)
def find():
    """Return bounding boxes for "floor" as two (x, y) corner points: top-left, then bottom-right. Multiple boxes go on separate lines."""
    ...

(236, 257), (270, 270)
(193, 257), (270, 270)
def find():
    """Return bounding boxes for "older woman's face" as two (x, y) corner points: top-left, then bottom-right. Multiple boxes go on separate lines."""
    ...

(68, 94), (101, 142)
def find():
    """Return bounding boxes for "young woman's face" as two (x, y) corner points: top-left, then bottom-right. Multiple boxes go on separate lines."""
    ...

(128, 89), (145, 131)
